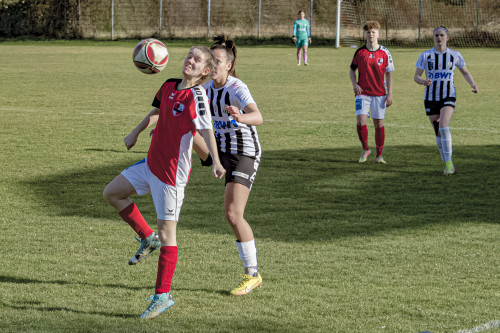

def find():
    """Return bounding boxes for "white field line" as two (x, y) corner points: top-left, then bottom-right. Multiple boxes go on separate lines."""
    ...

(456, 320), (500, 333)
(1, 108), (499, 134)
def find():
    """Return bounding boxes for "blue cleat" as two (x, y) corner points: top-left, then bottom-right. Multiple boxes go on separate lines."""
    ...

(139, 292), (175, 319)
(128, 232), (160, 265)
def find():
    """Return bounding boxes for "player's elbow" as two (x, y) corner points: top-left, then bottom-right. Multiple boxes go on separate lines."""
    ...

(254, 114), (263, 126)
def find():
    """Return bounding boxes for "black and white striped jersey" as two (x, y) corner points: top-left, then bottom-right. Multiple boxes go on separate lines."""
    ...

(416, 47), (466, 102)
(203, 76), (261, 160)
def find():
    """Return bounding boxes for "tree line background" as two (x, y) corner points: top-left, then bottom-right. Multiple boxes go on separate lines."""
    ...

(0, 0), (499, 47)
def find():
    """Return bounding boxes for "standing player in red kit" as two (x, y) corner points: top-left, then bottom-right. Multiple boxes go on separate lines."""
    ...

(103, 46), (225, 319)
(349, 21), (394, 164)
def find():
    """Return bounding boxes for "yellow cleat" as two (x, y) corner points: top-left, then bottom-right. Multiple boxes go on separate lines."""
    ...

(230, 273), (262, 296)
(443, 161), (456, 176)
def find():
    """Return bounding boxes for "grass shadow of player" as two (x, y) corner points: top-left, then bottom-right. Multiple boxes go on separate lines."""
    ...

(23, 145), (500, 242)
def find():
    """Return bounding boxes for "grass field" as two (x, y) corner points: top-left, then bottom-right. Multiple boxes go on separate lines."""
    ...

(0, 40), (499, 333)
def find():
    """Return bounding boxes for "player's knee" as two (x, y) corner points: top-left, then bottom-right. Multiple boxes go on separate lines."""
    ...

(103, 186), (111, 201)
(225, 209), (243, 226)
(103, 184), (118, 204)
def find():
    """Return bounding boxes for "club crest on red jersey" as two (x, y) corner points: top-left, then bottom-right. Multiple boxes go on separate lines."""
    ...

(173, 102), (185, 116)
(377, 58), (383, 65)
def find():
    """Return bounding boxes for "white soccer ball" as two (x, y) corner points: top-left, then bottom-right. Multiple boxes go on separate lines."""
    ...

(132, 38), (169, 74)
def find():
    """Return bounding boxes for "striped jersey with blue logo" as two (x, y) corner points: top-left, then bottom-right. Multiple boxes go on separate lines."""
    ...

(203, 76), (261, 160)
(415, 47), (466, 102)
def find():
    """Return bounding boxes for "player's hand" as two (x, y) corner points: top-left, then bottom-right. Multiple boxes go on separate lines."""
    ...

(292, 37), (297, 43)
(124, 133), (138, 150)
(423, 79), (432, 87)
(149, 129), (155, 136)
(308, 38), (312, 44)
(471, 84), (478, 93)
(385, 93), (393, 107)
(353, 84), (363, 95)
(226, 105), (242, 122)
(212, 163), (226, 179)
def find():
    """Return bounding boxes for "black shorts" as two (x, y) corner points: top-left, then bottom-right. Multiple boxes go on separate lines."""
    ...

(219, 151), (259, 189)
(425, 97), (456, 116)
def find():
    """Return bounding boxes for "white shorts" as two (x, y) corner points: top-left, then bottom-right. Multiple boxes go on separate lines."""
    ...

(121, 158), (185, 221)
(355, 95), (386, 119)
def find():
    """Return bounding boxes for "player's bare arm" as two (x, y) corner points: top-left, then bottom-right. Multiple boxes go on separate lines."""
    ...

(414, 68), (432, 87)
(192, 132), (210, 160)
(349, 69), (363, 95)
(198, 128), (226, 179)
(385, 71), (393, 107)
(147, 114), (159, 136)
(124, 108), (159, 150)
(226, 103), (263, 126)
(458, 66), (478, 93)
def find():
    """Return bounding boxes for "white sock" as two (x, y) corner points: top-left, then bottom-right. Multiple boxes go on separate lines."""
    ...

(235, 240), (258, 276)
(435, 136), (445, 162)
(439, 127), (453, 162)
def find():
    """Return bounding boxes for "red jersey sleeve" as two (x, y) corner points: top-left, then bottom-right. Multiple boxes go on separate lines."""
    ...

(350, 48), (361, 71)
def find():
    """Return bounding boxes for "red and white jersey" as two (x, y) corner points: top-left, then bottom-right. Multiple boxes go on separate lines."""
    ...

(148, 78), (212, 187)
(350, 45), (394, 96)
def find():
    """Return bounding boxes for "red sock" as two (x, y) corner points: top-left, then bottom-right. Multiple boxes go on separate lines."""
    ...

(375, 126), (385, 157)
(155, 246), (178, 294)
(357, 124), (369, 150)
(118, 203), (154, 240)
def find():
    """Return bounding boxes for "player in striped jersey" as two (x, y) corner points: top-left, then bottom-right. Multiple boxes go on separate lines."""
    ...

(349, 21), (394, 164)
(103, 46), (225, 319)
(194, 35), (264, 295)
(292, 10), (312, 66)
(414, 26), (478, 175)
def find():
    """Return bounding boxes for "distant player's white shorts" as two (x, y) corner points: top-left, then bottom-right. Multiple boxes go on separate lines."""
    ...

(355, 95), (386, 119)
(121, 158), (184, 222)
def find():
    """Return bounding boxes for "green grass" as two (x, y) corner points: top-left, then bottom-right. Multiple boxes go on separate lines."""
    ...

(0, 41), (499, 333)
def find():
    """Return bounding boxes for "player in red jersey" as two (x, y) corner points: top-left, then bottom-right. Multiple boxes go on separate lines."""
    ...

(103, 46), (225, 319)
(349, 21), (394, 164)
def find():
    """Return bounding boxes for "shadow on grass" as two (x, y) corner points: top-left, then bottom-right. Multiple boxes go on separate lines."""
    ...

(0, 274), (229, 297)
(0, 300), (137, 319)
(23, 145), (500, 242)
(0, 275), (150, 291)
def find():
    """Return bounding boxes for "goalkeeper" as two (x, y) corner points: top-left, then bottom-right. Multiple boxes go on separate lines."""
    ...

(292, 10), (311, 66)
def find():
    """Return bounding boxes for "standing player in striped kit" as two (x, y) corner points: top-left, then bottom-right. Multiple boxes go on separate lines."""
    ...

(103, 46), (225, 319)
(414, 26), (478, 175)
(349, 21), (394, 164)
(195, 35), (264, 295)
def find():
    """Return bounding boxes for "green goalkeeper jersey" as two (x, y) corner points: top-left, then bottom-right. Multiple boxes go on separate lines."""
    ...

(293, 19), (310, 40)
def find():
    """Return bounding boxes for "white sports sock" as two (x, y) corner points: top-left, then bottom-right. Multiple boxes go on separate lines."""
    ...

(235, 240), (258, 276)
(439, 127), (453, 162)
(435, 136), (445, 162)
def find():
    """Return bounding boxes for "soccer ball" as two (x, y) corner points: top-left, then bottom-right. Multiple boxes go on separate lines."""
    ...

(132, 38), (169, 74)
